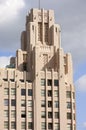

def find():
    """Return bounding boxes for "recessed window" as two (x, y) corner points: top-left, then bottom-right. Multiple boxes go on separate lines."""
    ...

(11, 88), (16, 95)
(38, 22), (42, 41)
(54, 101), (59, 108)
(11, 121), (16, 129)
(21, 122), (26, 129)
(54, 80), (59, 86)
(4, 110), (9, 117)
(4, 88), (9, 95)
(4, 121), (9, 129)
(54, 123), (59, 130)
(28, 89), (32, 96)
(41, 100), (46, 107)
(54, 90), (59, 97)
(11, 110), (16, 118)
(48, 90), (52, 97)
(48, 123), (53, 129)
(73, 92), (75, 99)
(41, 122), (46, 130)
(73, 103), (75, 110)
(21, 100), (26, 107)
(28, 111), (32, 118)
(41, 79), (46, 86)
(73, 113), (75, 120)
(48, 112), (52, 118)
(54, 112), (59, 119)
(41, 111), (46, 118)
(28, 100), (32, 107)
(67, 113), (72, 120)
(11, 99), (16, 106)
(48, 101), (52, 107)
(21, 111), (26, 118)
(47, 79), (52, 86)
(66, 91), (71, 98)
(67, 123), (72, 130)
(4, 99), (9, 106)
(21, 89), (26, 96)
(28, 122), (33, 129)
(41, 90), (45, 96)
(67, 102), (71, 109)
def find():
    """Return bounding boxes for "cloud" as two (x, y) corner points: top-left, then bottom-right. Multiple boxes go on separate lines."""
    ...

(0, 0), (25, 24)
(75, 75), (86, 91)
(0, 56), (11, 68)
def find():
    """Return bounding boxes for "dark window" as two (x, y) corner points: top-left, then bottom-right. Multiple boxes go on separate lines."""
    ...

(28, 89), (32, 96)
(54, 101), (59, 108)
(48, 123), (53, 129)
(11, 99), (16, 106)
(48, 90), (52, 97)
(20, 79), (24, 82)
(21, 111), (26, 118)
(47, 79), (52, 86)
(3, 78), (7, 81)
(23, 62), (27, 71)
(73, 92), (75, 99)
(21, 89), (26, 96)
(48, 112), (52, 118)
(11, 122), (16, 129)
(54, 79), (59, 86)
(67, 113), (72, 119)
(10, 79), (14, 82)
(66, 91), (71, 98)
(54, 112), (59, 119)
(48, 101), (52, 107)
(28, 122), (33, 129)
(67, 102), (71, 109)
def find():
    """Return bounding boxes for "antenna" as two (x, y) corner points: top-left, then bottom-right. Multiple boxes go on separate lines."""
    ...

(39, 0), (40, 9)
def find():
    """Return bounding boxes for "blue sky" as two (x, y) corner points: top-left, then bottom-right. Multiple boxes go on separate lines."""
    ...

(0, 0), (86, 129)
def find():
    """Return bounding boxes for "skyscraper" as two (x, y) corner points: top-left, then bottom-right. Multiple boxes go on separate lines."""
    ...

(0, 8), (76, 130)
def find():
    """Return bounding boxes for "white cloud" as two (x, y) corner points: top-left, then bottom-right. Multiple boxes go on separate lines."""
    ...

(0, 56), (11, 68)
(83, 122), (86, 128)
(75, 75), (86, 91)
(0, 0), (25, 24)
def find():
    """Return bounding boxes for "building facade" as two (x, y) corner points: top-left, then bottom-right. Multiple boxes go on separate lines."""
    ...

(0, 8), (76, 130)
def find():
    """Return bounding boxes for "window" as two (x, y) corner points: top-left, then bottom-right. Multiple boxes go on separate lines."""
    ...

(54, 112), (59, 119)
(47, 79), (52, 86)
(38, 22), (42, 41)
(21, 100), (26, 107)
(11, 99), (16, 106)
(41, 100), (46, 107)
(54, 90), (59, 97)
(21, 111), (26, 118)
(67, 123), (72, 130)
(41, 90), (45, 96)
(11, 121), (16, 129)
(28, 89), (32, 96)
(10, 79), (14, 82)
(4, 88), (9, 95)
(28, 100), (32, 107)
(41, 79), (46, 86)
(41, 122), (46, 130)
(4, 110), (9, 117)
(54, 101), (59, 108)
(4, 121), (9, 129)
(23, 62), (27, 71)
(48, 123), (53, 129)
(67, 113), (72, 120)
(21, 89), (26, 96)
(48, 101), (52, 107)
(67, 102), (71, 109)
(28, 111), (32, 118)
(4, 99), (9, 106)
(11, 110), (16, 118)
(44, 23), (48, 42)
(41, 111), (46, 118)
(73, 92), (75, 99)
(73, 113), (75, 120)
(54, 123), (59, 130)
(66, 91), (71, 98)
(21, 122), (26, 129)
(28, 122), (32, 129)
(73, 103), (75, 110)
(48, 112), (52, 118)
(48, 90), (52, 97)
(54, 80), (59, 86)
(11, 88), (16, 95)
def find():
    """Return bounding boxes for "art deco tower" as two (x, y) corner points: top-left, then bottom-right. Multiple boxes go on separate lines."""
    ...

(0, 8), (76, 130)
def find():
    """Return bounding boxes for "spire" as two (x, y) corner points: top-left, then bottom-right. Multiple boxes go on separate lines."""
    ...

(39, 0), (40, 9)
